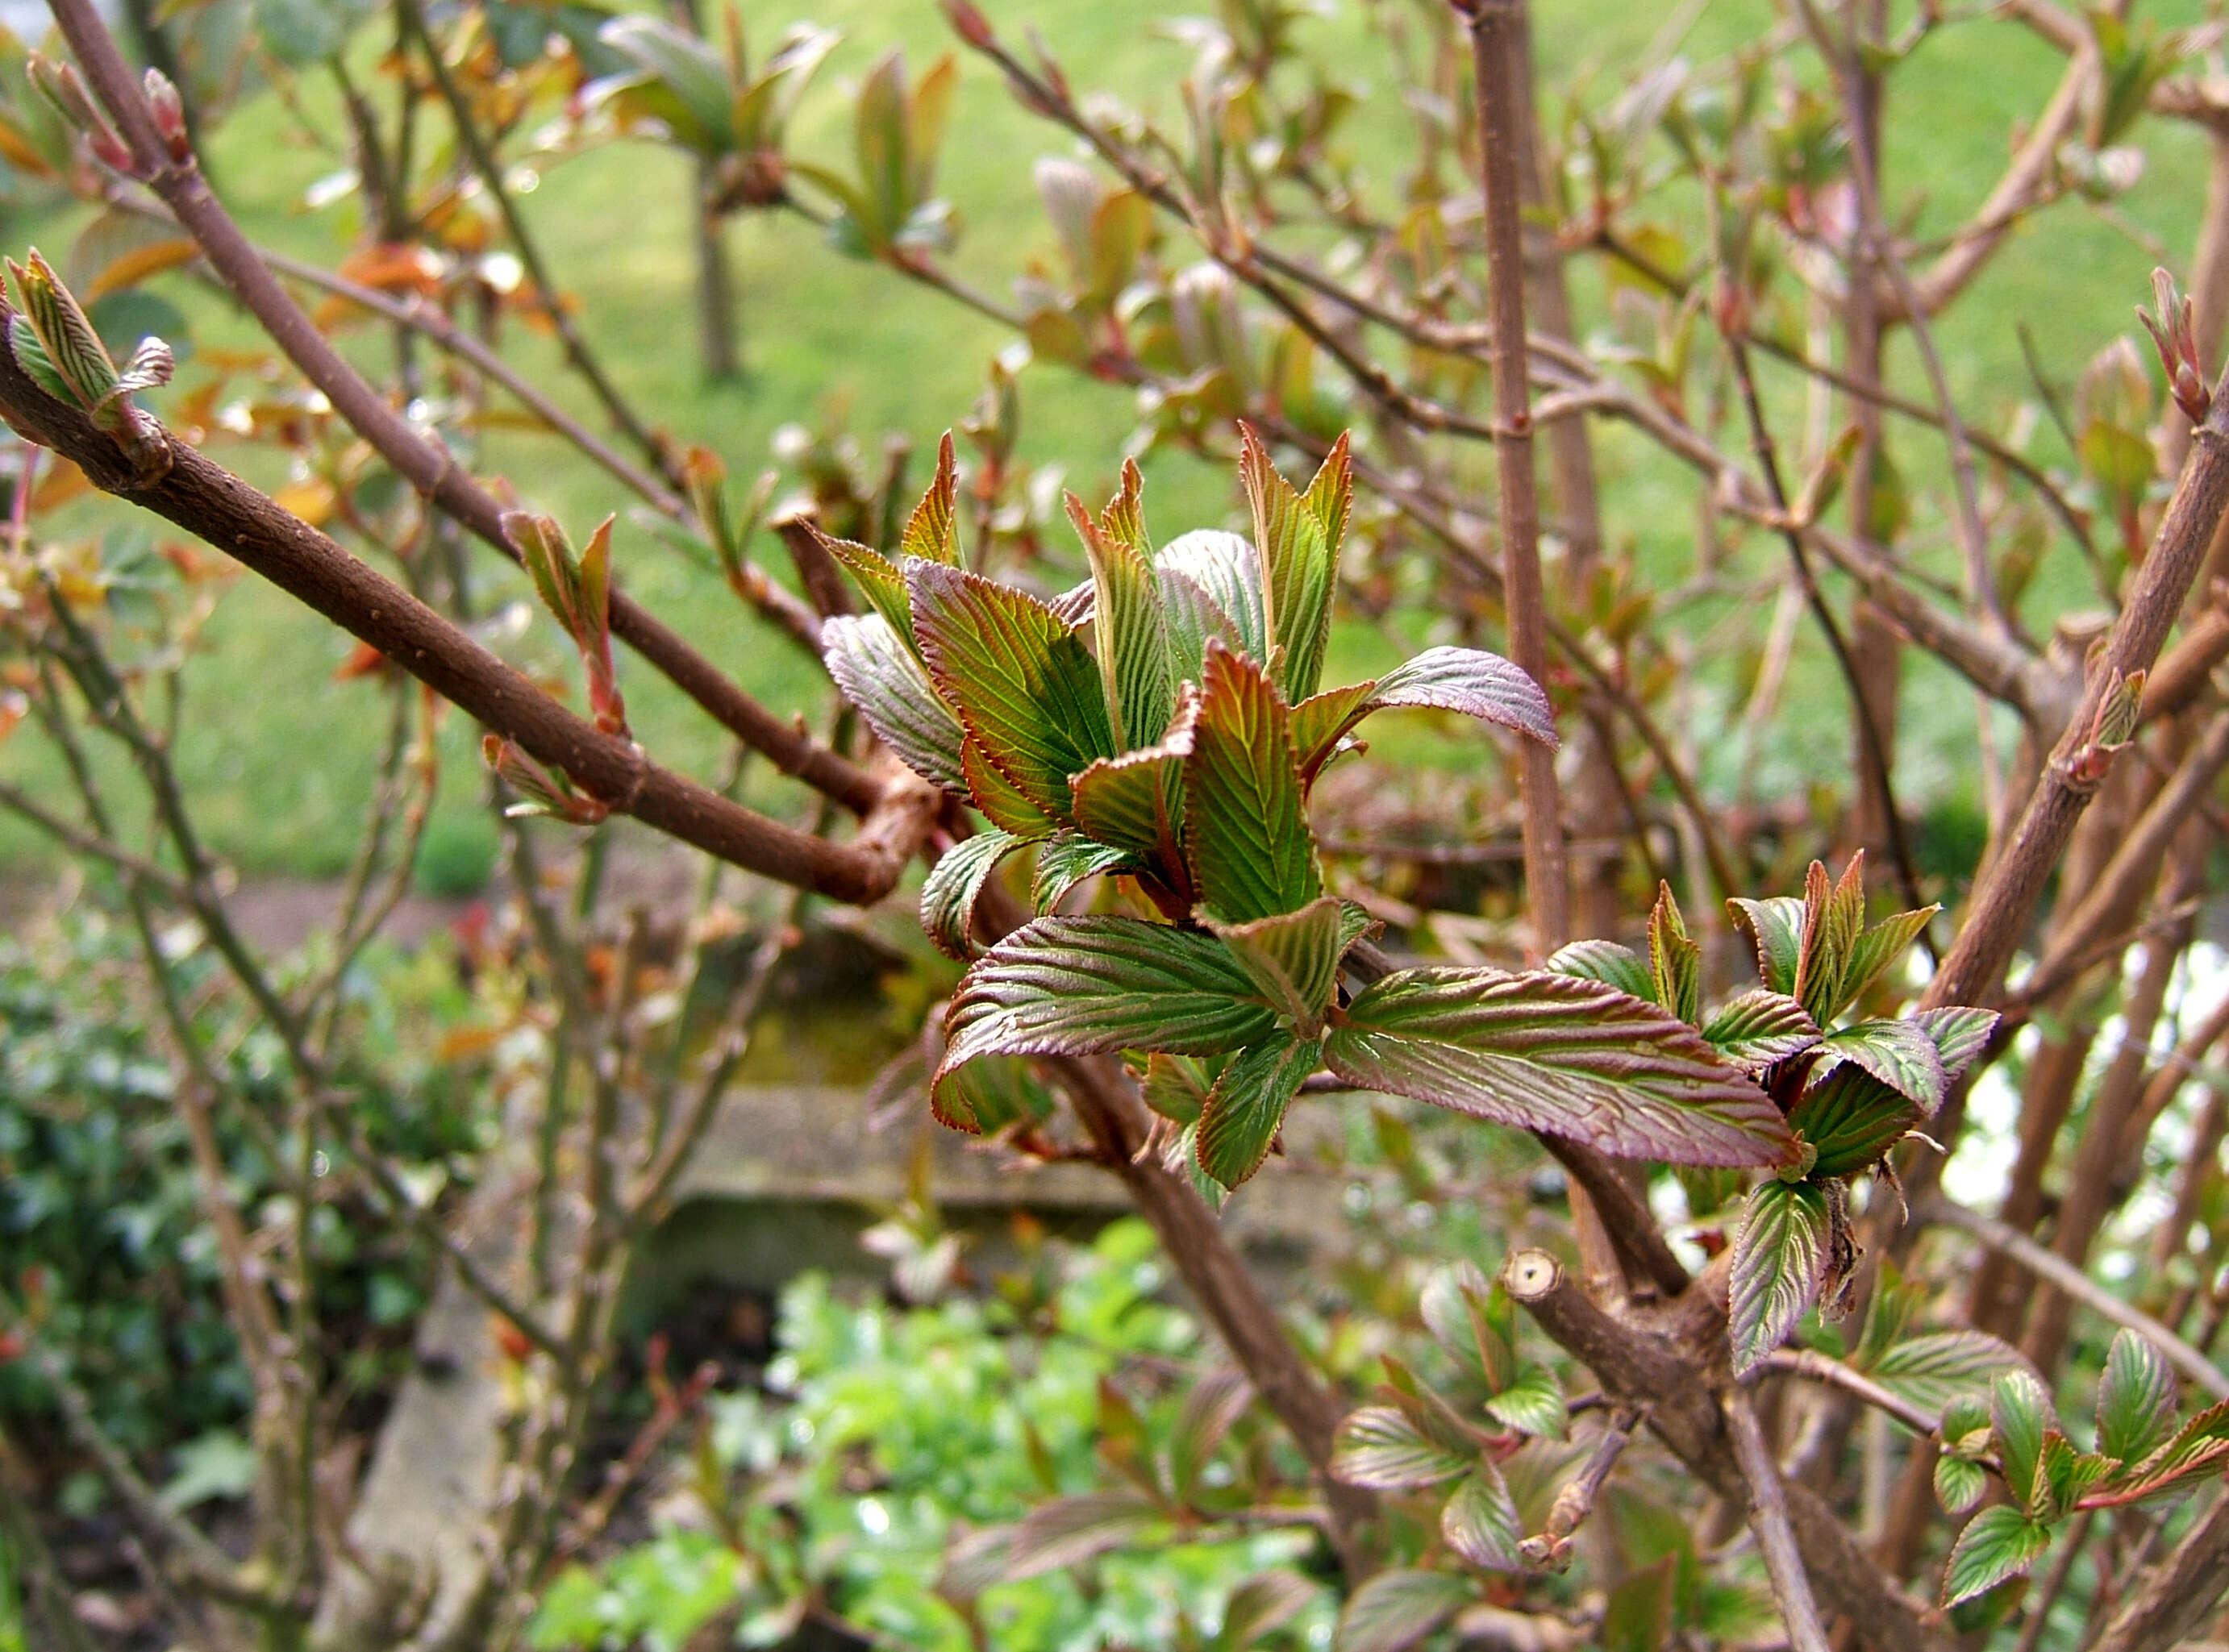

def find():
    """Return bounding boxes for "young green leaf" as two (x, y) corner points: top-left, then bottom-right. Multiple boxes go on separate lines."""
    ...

(1214, 1571), (1319, 1652)
(1166, 1369), (1255, 1505)
(1545, 939), (1655, 1001)
(1364, 646), (1558, 749)
(960, 734), (1060, 835)
(1914, 1005), (1999, 1081)
(928, 1051), (1058, 1136)
(821, 613), (969, 792)
(811, 524), (916, 640)
(1648, 882), (1701, 1027)
(1935, 1453), (1987, 1516)
(921, 829), (1023, 959)
(910, 561), (1116, 822)
(1031, 832), (1134, 912)
(1137, 1052), (1215, 1125)
(1729, 1177), (1830, 1376)
(1285, 686), (1373, 789)
(1197, 1035), (1322, 1188)
(1788, 1064), (1920, 1179)
(1993, 1370), (2056, 1510)
(1854, 1259), (1927, 1369)
(1794, 854), (1868, 1026)
(1418, 1261), (1500, 1387)
(1840, 904), (1939, 1005)
(1701, 990), (1822, 1072)
(1483, 1363), (1566, 1440)
(935, 916), (1280, 1123)
(902, 431), (960, 564)
(1184, 640), (1322, 923)
(2108, 1396), (2229, 1500)
(1330, 1406), (1471, 1490)
(1727, 895), (1806, 997)
(7, 314), (75, 406)
(2097, 1330), (2180, 1466)
(1323, 968), (1798, 1167)
(1071, 684), (1198, 874)
(1814, 1019), (1948, 1112)
(1288, 647), (1556, 783)
(1002, 1489), (1169, 1579)
(1943, 1396), (1993, 1449)
(1332, 1568), (1471, 1652)
(1859, 1330), (2034, 1418)
(508, 510), (587, 643)
(8, 249), (118, 409)
(598, 15), (737, 152)
(1206, 897), (1353, 1038)
(2035, 1433), (2116, 1520)
(1241, 424), (1348, 700)
(1440, 1464), (1523, 1571)
(1156, 529), (1267, 676)
(1943, 1506), (2053, 1607)
(1069, 463), (1173, 749)
(1598, 1558), (1678, 1652)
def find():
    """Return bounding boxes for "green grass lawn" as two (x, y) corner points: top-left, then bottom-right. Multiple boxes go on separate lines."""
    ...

(0, 0), (2210, 879)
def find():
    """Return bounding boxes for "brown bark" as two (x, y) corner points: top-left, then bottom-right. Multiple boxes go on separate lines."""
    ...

(1501, 1252), (1948, 1652)
(1459, 0), (1569, 956)
(0, 342), (935, 904)
(43, 0), (869, 809)
(2022, 833), (2210, 1371)
(2089, 1491), (2229, 1652)
(1510, 6), (1622, 943)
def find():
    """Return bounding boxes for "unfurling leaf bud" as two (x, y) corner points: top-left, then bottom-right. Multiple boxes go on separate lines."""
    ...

(143, 68), (191, 162)
(940, 0), (995, 49)
(7, 249), (122, 412)
(482, 735), (610, 825)
(2139, 268), (2210, 425)
(26, 55), (136, 176)
(502, 509), (626, 737)
(506, 509), (585, 638)
(2060, 669), (2148, 792)
(2092, 668), (2147, 751)
(575, 514), (625, 736)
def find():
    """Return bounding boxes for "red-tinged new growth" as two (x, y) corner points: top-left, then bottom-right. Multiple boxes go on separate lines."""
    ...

(825, 427), (1793, 1194)
(24, 54), (135, 176)
(2058, 668), (2147, 793)
(142, 67), (190, 163)
(506, 510), (627, 738)
(481, 734), (610, 826)
(2140, 267), (2211, 426)
(4, 248), (173, 485)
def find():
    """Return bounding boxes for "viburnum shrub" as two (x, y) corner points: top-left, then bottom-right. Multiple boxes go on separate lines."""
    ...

(816, 422), (1996, 1346)
(15, 0), (2229, 1642)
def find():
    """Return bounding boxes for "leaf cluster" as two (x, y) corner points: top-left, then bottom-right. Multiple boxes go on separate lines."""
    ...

(823, 429), (1823, 1192)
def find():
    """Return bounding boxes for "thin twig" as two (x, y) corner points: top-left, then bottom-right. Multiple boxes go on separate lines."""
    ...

(2011, 1508), (2092, 1652)
(0, 336), (939, 901)
(1723, 1386), (1834, 1652)
(1917, 1197), (2229, 1399)
(41, 0), (869, 809)
(1722, 330), (1935, 947)
(1794, 0), (2004, 630)
(1456, 0), (1569, 955)
(1532, 1403), (1640, 1560)
(396, 0), (669, 478)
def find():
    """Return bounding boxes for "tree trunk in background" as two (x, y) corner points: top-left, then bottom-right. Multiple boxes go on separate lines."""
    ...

(673, 0), (742, 381)
(1844, 0), (1901, 864)
(695, 195), (741, 381)
(1511, 8), (1622, 943)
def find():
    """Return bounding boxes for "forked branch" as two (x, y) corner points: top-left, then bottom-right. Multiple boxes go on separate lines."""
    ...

(0, 326), (937, 902)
